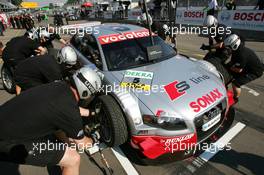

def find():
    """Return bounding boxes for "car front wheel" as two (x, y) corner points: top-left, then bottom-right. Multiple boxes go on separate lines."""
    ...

(95, 95), (128, 147)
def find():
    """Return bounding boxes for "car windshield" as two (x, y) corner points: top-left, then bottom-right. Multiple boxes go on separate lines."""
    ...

(101, 36), (177, 71)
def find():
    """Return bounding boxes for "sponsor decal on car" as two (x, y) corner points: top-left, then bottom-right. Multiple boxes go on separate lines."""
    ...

(202, 113), (221, 131)
(164, 81), (190, 101)
(98, 29), (156, 45)
(189, 88), (223, 113)
(120, 70), (153, 91)
(160, 133), (197, 153)
(124, 70), (154, 80)
(160, 133), (195, 144)
(120, 82), (151, 91)
(164, 76), (211, 101)
(189, 75), (210, 84)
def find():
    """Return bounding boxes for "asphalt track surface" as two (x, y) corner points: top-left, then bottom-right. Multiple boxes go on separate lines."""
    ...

(0, 20), (263, 175)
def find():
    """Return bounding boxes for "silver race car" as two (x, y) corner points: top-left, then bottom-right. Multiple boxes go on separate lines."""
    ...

(70, 23), (236, 160)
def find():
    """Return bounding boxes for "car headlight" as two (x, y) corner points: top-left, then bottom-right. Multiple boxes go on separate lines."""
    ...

(143, 112), (187, 130)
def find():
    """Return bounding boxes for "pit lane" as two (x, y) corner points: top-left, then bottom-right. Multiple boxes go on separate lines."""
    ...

(0, 21), (263, 175)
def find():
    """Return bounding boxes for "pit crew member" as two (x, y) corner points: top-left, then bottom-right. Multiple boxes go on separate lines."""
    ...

(201, 15), (233, 61)
(224, 34), (264, 100)
(14, 46), (79, 93)
(2, 30), (47, 67)
(0, 67), (102, 175)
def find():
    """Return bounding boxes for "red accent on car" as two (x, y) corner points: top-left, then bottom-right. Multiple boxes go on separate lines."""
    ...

(156, 110), (164, 117)
(131, 134), (197, 159)
(227, 90), (235, 106)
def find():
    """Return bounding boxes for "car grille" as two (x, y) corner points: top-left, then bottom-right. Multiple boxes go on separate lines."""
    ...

(194, 100), (227, 143)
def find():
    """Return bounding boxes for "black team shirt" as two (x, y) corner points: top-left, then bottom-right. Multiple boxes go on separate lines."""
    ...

(14, 55), (63, 91)
(2, 36), (40, 65)
(0, 82), (84, 141)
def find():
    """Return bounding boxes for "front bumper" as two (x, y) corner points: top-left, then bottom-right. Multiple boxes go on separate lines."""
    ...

(131, 91), (235, 160)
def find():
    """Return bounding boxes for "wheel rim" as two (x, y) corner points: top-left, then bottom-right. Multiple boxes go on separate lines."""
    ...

(96, 102), (113, 143)
(1, 68), (13, 90)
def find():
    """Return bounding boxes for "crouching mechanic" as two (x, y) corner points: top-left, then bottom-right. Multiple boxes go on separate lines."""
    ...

(0, 67), (102, 175)
(224, 34), (264, 100)
(2, 30), (47, 68)
(14, 46), (79, 94)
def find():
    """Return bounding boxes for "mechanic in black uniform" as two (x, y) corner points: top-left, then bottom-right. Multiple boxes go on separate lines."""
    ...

(40, 25), (67, 50)
(14, 46), (79, 94)
(2, 30), (47, 68)
(224, 34), (264, 100)
(201, 15), (233, 61)
(0, 67), (102, 175)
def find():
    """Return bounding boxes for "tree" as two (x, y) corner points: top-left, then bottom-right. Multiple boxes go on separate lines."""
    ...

(11, 0), (23, 6)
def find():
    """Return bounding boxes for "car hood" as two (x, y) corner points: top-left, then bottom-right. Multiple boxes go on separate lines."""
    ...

(110, 55), (226, 120)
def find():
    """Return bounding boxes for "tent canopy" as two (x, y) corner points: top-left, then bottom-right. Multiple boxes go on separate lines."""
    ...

(20, 2), (39, 9)
(82, 2), (93, 7)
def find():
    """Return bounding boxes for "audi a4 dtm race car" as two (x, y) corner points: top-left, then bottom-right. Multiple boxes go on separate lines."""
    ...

(69, 23), (236, 161)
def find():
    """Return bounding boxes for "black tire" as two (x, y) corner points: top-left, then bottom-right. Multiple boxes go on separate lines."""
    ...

(96, 95), (128, 147)
(205, 57), (233, 85)
(1, 63), (16, 94)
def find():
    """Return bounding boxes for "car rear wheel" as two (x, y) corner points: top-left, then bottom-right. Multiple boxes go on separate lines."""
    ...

(95, 95), (128, 147)
(1, 63), (16, 94)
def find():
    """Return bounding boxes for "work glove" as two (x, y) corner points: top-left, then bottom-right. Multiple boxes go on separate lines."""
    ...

(200, 44), (211, 50)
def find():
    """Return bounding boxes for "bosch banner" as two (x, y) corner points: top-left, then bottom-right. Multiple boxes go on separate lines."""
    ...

(176, 10), (206, 26)
(218, 10), (264, 32)
(175, 9), (264, 32)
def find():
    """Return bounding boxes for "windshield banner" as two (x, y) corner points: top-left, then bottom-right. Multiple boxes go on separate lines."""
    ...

(98, 29), (156, 45)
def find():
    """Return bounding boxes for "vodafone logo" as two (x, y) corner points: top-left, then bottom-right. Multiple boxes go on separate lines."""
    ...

(234, 12), (264, 22)
(189, 88), (223, 113)
(98, 30), (154, 45)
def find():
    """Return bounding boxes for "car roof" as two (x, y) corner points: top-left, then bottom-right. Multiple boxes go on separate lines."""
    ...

(92, 23), (147, 38)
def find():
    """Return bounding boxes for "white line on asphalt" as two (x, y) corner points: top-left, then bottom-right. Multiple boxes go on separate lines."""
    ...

(111, 147), (139, 175)
(199, 122), (246, 162)
(241, 85), (260, 96)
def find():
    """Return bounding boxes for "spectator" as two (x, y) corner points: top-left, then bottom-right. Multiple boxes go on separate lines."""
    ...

(149, 2), (155, 16)
(0, 41), (4, 57)
(0, 20), (4, 36)
(37, 13), (42, 23)
(161, 1), (167, 19)
(19, 15), (26, 29)
(118, 2), (124, 19)
(226, 0), (236, 10)
(205, 0), (219, 16)
(255, 0), (264, 10)
(9, 16), (16, 29)
(14, 15), (21, 29)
